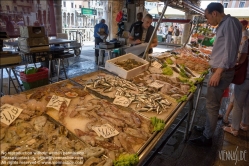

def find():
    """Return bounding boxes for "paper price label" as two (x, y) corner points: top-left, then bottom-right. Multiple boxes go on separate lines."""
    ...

(0, 104), (23, 126)
(46, 95), (71, 111)
(113, 95), (131, 107)
(149, 81), (164, 89)
(151, 61), (162, 68)
(92, 124), (119, 138)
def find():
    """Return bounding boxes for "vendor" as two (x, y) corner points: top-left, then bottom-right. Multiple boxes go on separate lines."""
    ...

(128, 14), (158, 57)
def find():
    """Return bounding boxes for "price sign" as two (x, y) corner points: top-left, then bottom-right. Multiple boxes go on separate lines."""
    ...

(92, 124), (119, 138)
(113, 95), (131, 107)
(0, 104), (23, 125)
(149, 81), (164, 89)
(46, 95), (71, 111)
(151, 61), (162, 69)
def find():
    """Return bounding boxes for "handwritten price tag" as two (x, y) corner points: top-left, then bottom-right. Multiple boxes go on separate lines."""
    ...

(149, 81), (164, 89)
(92, 124), (119, 138)
(113, 95), (131, 107)
(151, 61), (162, 69)
(0, 104), (23, 125)
(46, 95), (71, 111)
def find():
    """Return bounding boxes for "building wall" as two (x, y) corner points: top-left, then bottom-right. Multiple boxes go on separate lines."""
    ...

(219, 0), (249, 8)
(61, 0), (106, 28)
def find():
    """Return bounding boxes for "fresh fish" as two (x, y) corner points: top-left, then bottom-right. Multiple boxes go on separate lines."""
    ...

(184, 66), (196, 77)
(171, 66), (180, 73)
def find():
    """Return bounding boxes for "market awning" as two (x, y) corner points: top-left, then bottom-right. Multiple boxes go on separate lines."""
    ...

(153, 18), (191, 24)
(149, 7), (185, 17)
(224, 8), (249, 18)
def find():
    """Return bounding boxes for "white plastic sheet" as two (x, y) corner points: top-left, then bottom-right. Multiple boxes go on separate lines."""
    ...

(124, 43), (148, 56)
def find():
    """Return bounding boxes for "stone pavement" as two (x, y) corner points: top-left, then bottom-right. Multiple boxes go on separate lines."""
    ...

(2, 42), (249, 165)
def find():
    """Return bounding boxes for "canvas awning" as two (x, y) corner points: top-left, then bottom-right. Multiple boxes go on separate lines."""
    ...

(149, 7), (185, 18)
(224, 8), (249, 18)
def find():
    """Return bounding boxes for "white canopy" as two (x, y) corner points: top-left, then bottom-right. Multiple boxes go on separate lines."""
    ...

(148, 7), (185, 18)
(224, 8), (249, 18)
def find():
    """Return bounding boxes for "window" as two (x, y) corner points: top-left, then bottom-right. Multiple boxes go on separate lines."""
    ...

(75, 4), (77, 8)
(14, 6), (17, 11)
(63, 1), (66, 7)
(239, 1), (245, 8)
(6, 5), (10, 11)
(223, 3), (228, 8)
(79, 5), (82, 8)
(13, 0), (17, 3)
(71, 2), (73, 8)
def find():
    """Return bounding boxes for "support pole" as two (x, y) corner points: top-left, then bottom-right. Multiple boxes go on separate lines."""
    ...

(142, 0), (169, 60)
(183, 16), (199, 48)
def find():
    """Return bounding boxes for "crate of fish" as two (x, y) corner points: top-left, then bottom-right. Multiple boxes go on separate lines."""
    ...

(105, 53), (149, 80)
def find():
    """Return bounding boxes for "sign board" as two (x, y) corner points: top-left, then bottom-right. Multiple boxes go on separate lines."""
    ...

(81, 8), (97, 15)
(0, 104), (23, 126)
(46, 95), (71, 111)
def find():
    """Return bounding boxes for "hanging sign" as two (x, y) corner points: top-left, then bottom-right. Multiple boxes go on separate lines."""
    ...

(81, 8), (97, 15)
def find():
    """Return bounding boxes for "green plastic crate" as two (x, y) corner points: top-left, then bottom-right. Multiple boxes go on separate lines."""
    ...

(22, 78), (49, 90)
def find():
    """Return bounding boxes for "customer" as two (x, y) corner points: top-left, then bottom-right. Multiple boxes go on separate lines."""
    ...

(166, 25), (173, 43)
(129, 12), (143, 33)
(129, 14), (158, 57)
(174, 26), (180, 37)
(223, 20), (249, 136)
(189, 3), (242, 147)
(94, 19), (109, 65)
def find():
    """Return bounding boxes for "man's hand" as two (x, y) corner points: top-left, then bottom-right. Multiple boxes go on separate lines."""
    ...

(208, 68), (224, 87)
(209, 72), (221, 86)
(134, 39), (141, 45)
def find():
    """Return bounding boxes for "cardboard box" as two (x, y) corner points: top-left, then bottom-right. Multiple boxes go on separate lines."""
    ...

(0, 52), (21, 65)
(19, 26), (45, 38)
(105, 53), (149, 80)
(18, 37), (49, 47)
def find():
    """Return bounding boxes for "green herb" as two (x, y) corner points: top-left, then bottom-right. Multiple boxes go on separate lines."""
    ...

(189, 85), (197, 93)
(200, 70), (209, 75)
(194, 78), (204, 83)
(162, 62), (167, 68)
(177, 95), (188, 103)
(150, 117), (165, 131)
(114, 153), (139, 166)
(162, 66), (173, 75)
(165, 58), (173, 65)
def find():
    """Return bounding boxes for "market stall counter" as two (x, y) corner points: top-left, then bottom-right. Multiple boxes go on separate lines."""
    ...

(0, 44), (211, 165)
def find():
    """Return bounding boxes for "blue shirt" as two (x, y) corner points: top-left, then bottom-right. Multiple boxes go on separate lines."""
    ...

(209, 15), (242, 69)
(94, 22), (109, 38)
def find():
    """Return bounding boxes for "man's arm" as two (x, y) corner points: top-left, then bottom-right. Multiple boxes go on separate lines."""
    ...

(149, 35), (158, 48)
(128, 28), (141, 45)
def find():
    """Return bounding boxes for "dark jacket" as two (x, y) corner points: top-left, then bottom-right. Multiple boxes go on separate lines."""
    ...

(129, 20), (143, 33)
(133, 22), (155, 53)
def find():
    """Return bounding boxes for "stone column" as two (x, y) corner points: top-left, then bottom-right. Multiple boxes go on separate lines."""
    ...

(108, 0), (124, 39)
(103, 1), (108, 21)
(124, 3), (136, 31)
(54, 0), (62, 33)
(182, 11), (193, 45)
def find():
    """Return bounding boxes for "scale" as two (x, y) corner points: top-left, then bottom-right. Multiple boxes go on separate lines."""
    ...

(0, 31), (21, 66)
(98, 28), (114, 49)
